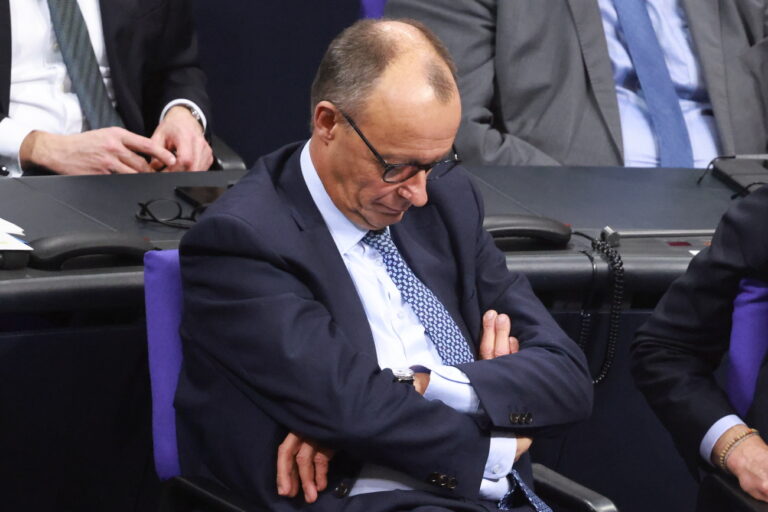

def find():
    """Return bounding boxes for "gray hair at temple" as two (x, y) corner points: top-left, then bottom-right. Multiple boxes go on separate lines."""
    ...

(309, 18), (458, 128)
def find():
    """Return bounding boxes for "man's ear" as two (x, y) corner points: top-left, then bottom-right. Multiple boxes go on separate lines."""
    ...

(313, 101), (340, 143)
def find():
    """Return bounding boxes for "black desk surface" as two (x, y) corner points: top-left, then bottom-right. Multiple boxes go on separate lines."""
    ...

(0, 166), (738, 313)
(471, 165), (734, 232)
(2, 170), (246, 314)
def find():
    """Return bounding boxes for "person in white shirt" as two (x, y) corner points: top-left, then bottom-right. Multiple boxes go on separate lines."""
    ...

(0, 0), (213, 177)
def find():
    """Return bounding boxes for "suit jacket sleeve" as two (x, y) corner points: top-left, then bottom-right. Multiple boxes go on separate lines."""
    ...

(631, 186), (768, 472)
(384, 0), (562, 166)
(433, 174), (593, 434)
(140, 0), (211, 132)
(180, 210), (491, 500)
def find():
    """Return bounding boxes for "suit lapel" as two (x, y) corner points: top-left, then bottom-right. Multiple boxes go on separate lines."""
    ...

(391, 208), (475, 353)
(566, 0), (624, 159)
(682, 0), (734, 154)
(0, 0), (10, 117)
(276, 149), (378, 359)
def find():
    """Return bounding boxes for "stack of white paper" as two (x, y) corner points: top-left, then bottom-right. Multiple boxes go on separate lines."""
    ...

(0, 217), (33, 251)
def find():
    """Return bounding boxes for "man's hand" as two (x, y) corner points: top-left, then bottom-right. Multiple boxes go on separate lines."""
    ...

(414, 371), (430, 395)
(479, 309), (520, 360)
(150, 105), (213, 172)
(516, 436), (533, 461)
(478, 309), (530, 461)
(276, 432), (335, 503)
(19, 128), (177, 175)
(716, 426), (768, 502)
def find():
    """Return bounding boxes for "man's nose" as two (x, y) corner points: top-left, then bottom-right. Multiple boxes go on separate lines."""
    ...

(397, 171), (429, 206)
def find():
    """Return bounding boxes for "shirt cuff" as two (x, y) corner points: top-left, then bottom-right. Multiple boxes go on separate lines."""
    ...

(160, 99), (208, 131)
(0, 117), (34, 177)
(422, 364), (480, 414)
(479, 432), (516, 500)
(700, 415), (746, 465)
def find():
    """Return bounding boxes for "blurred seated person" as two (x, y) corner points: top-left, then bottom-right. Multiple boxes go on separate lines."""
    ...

(385, 0), (768, 168)
(632, 186), (768, 502)
(176, 18), (592, 512)
(0, 0), (213, 177)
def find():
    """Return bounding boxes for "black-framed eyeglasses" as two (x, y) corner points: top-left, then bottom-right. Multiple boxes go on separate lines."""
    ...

(135, 199), (204, 229)
(336, 107), (461, 184)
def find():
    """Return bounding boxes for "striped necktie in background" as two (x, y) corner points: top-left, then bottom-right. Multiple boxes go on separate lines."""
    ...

(46, 0), (124, 130)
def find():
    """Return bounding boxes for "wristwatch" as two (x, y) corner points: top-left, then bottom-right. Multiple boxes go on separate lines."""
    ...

(180, 104), (205, 131)
(392, 368), (415, 385)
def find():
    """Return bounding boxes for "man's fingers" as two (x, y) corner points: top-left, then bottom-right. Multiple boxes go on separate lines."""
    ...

(313, 449), (332, 492)
(494, 314), (511, 357)
(296, 443), (318, 503)
(121, 131), (177, 168)
(116, 147), (154, 173)
(479, 310), (498, 360)
(509, 336), (520, 354)
(170, 141), (195, 172)
(106, 158), (139, 175)
(276, 433), (301, 497)
(515, 436), (533, 461)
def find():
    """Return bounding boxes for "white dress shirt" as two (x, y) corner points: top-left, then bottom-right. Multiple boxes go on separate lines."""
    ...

(0, 0), (205, 177)
(299, 143), (517, 500)
(598, 0), (721, 168)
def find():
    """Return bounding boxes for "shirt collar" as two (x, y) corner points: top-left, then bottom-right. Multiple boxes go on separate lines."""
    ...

(300, 142), (370, 255)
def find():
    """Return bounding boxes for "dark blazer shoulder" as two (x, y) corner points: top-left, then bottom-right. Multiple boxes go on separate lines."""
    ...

(182, 142), (306, 250)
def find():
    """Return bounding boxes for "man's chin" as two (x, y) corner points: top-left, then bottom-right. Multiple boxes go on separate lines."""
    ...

(363, 211), (405, 231)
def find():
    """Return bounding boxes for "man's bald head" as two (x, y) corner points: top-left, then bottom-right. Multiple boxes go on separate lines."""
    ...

(309, 19), (457, 126)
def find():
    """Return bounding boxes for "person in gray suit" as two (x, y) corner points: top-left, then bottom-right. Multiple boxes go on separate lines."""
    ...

(385, 0), (768, 168)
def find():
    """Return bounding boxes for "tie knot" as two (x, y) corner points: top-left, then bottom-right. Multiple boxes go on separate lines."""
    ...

(362, 229), (392, 250)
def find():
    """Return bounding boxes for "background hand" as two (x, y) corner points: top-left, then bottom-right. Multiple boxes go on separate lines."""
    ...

(19, 128), (177, 175)
(276, 432), (335, 503)
(725, 431), (768, 502)
(150, 105), (213, 172)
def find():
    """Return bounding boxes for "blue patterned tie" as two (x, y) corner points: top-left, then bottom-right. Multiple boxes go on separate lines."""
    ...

(47, 0), (124, 130)
(498, 470), (553, 512)
(613, 0), (694, 168)
(363, 229), (474, 365)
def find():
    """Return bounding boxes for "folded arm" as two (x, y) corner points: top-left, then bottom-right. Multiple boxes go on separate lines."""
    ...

(181, 212), (491, 500)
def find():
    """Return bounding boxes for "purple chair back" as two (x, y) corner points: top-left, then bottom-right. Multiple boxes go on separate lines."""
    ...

(144, 249), (183, 480)
(361, 0), (387, 18)
(728, 278), (768, 417)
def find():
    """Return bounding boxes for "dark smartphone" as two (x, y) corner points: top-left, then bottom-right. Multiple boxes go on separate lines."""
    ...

(174, 186), (227, 209)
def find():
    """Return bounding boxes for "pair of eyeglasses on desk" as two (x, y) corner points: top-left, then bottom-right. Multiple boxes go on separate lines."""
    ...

(135, 199), (204, 229)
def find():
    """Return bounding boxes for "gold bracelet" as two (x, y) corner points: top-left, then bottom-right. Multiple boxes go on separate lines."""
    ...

(718, 428), (759, 473)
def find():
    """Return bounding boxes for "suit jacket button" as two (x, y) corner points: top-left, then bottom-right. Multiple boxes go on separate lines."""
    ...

(525, 413), (533, 424)
(427, 472), (441, 486)
(509, 413), (520, 424)
(448, 477), (458, 490)
(333, 480), (350, 498)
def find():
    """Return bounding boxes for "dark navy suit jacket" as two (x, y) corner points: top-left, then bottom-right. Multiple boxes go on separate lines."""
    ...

(0, 0), (210, 137)
(176, 142), (592, 511)
(633, 186), (768, 475)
